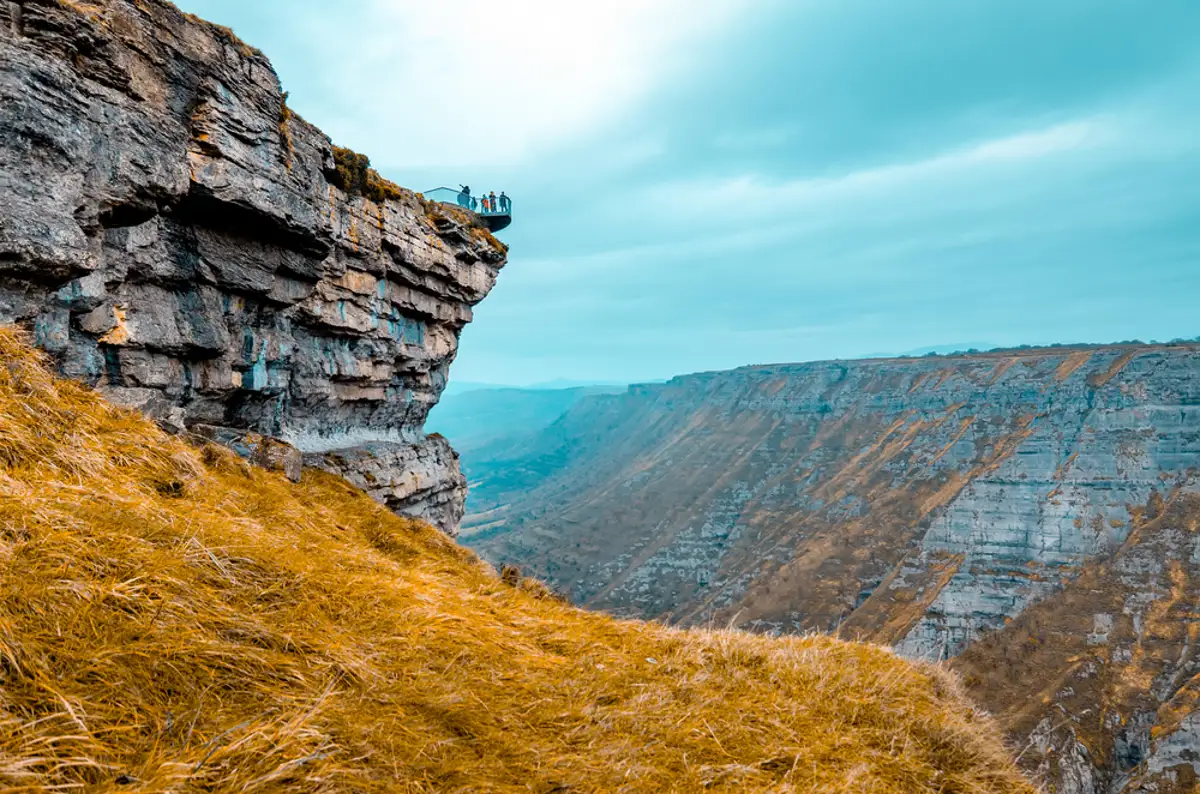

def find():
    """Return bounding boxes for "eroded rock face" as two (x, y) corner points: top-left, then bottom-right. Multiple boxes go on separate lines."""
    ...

(955, 493), (1200, 794)
(0, 0), (505, 533)
(305, 437), (468, 532)
(461, 344), (1200, 789)
(466, 345), (1200, 633)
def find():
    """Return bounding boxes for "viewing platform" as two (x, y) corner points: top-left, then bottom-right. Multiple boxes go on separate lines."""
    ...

(423, 187), (512, 232)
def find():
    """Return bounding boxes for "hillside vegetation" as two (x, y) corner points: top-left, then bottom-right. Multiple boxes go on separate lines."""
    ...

(0, 329), (1035, 792)
(954, 490), (1200, 792)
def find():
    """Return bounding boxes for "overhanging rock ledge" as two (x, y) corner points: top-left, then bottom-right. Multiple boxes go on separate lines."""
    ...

(0, 0), (506, 534)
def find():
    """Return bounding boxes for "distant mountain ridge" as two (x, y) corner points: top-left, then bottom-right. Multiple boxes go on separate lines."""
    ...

(441, 379), (636, 397)
(427, 384), (626, 454)
(462, 341), (1200, 792)
(857, 342), (1000, 359)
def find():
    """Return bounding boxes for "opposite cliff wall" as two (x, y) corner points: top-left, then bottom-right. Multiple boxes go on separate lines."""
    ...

(462, 343), (1200, 791)
(464, 344), (1200, 790)
(955, 493), (1200, 794)
(467, 344), (1200, 642)
(0, 0), (506, 532)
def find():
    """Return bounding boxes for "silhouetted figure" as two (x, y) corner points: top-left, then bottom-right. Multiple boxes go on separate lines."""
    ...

(499, 192), (510, 213)
(488, 191), (497, 214)
(457, 185), (471, 207)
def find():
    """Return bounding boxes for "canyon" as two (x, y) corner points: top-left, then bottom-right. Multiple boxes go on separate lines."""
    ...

(3, 1), (1196, 790)
(0, 0), (505, 532)
(427, 383), (626, 454)
(464, 343), (1200, 791)
(0, 8), (1040, 790)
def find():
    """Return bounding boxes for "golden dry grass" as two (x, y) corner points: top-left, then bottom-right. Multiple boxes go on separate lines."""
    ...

(0, 329), (1035, 793)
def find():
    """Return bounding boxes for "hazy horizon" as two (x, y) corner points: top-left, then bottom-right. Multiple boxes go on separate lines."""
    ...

(447, 336), (1200, 390)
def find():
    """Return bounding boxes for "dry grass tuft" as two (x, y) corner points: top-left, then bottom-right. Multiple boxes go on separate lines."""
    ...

(179, 11), (264, 58)
(0, 329), (1034, 792)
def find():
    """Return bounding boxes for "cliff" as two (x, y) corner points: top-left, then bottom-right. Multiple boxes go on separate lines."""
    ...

(0, 0), (506, 533)
(0, 329), (1037, 793)
(463, 343), (1200, 790)
(955, 492), (1200, 794)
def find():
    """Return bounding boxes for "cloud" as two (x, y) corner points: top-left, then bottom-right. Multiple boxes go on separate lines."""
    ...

(464, 89), (1200, 383)
(271, 0), (747, 169)
(640, 119), (1111, 219)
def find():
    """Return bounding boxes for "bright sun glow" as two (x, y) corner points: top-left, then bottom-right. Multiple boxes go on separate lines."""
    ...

(301, 0), (744, 168)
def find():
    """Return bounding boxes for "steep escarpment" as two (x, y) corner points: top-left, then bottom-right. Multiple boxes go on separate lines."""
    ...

(0, 330), (1036, 793)
(955, 492), (1200, 794)
(0, 0), (505, 532)
(468, 344), (1200, 642)
(465, 344), (1200, 788)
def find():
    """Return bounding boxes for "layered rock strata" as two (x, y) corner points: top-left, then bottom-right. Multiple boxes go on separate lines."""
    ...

(462, 344), (1200, 788)
(468, 345), (1200, 640)
(956, 492), (1200, 794)
(0, 0), (505, 532)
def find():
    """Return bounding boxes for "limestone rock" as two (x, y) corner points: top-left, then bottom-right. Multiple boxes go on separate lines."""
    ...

(466, 345), (1200, 638)
(304, 436), (468, 534)
(0, 0), (505, 533)
(192, 424), (303, 483)
(460, 343), (1200, 789)
(955, 492), (1200, 793)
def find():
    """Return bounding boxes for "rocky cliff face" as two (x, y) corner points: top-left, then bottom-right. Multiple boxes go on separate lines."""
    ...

(463, 343), (1200, 790)
(953, 491), (1200, 794)
(0, 0), (505, 532)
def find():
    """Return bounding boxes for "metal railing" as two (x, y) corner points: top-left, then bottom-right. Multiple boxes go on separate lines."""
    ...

(423, 186), (512, 216)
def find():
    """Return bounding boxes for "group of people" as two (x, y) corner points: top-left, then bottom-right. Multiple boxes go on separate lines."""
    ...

(457, 186), (510, 214)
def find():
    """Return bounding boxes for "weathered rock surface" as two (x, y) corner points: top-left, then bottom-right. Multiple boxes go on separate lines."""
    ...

(0, 0), (505, 532)
(462, 344), (1200, 788)
(956, 492), (1200, 794)
(305, 437), (468, 532)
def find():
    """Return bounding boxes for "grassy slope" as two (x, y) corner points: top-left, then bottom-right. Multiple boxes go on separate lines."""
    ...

(0, 330), (1034, 793)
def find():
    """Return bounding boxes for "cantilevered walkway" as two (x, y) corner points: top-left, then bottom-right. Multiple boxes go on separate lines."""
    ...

(423, 187), (512, 232)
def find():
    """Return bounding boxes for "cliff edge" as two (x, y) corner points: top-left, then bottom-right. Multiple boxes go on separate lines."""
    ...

(0, 0), (506, 532)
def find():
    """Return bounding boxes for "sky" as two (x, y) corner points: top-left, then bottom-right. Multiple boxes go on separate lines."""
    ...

(176, 0), (1200, 386)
